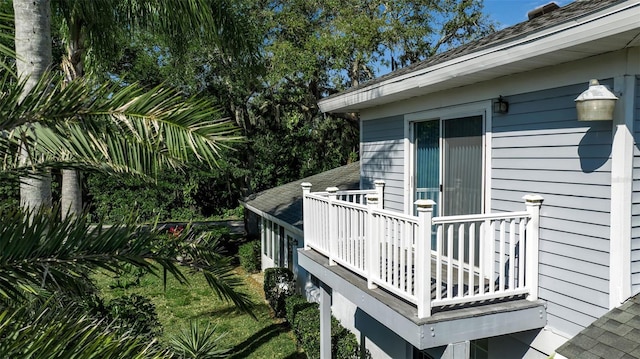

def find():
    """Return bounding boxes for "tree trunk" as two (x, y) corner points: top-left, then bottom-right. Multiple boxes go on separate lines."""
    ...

(61, 169), (82, 218)
(60, 17), (84, 218)
(14, 0), (53, 212)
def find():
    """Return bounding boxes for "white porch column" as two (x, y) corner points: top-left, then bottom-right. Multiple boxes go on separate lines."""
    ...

(301, 182), (312, 250)
(442, 341), (470, 359)
(327, 187), (339, 266)
(523, 194), (543, 301)
(366, 193), (381, 289)
(416, 199), (436, 318)
(320, 283), (332, 359)
(609, 75), (634, 308)
(374, 180), (385, 207)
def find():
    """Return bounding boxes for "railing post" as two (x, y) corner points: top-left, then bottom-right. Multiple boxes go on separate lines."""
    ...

(415, 199), (436, 318)
(327, 187), (339, 266)
(301, 183), (312, 250)
(523, 194), (543, 301)
(366, 193), (381, 289)
(374, 180), (385, 208)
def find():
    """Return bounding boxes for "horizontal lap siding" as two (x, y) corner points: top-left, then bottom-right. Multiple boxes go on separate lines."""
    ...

(492, 81), (612, 337)
(361, 116), (405, 212)
(632, 76), (640, 294)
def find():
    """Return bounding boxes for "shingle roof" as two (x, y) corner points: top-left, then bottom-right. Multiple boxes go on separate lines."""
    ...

(556, 294), (640, 358)
(324, 0), (625, 100)
(242, 162), (360, 230)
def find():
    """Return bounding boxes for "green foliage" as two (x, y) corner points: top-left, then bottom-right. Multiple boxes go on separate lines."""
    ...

(285, 295), (370, 359)
(107, 294), (162, 338)
(263, 268), (295, 318)
(238, 241), (261, 273)
(0, 177), (18, 212)
(169, 321), (229, 359)
(284, 295), (315, 330)
(293, 304), (321, 359)
(85, 157), (247, 223)
(110, 262), (147, 289)
(0, 303), (170, 358)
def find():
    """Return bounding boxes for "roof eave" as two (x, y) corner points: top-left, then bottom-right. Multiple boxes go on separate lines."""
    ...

(318, 1), (640, 113)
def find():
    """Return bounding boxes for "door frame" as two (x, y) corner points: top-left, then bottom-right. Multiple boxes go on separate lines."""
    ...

(403, 101), (493, 216)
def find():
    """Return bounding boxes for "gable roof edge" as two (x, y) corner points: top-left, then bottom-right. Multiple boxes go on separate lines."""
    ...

(318, 1), (640, 113)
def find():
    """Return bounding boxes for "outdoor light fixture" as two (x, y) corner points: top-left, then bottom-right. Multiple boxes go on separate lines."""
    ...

(575, 79), (618, 121)
(493, 96), (509, 114)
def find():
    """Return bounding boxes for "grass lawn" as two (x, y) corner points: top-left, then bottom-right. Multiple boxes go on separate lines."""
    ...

(95, 265), (305, 359)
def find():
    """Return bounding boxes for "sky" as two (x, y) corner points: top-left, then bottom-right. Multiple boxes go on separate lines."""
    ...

(483, 0), (573, 28)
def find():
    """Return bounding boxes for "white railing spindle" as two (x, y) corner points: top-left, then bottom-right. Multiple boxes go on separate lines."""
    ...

(367, 193), (380, 289)
(499, 220), (506, 292)
(327, 187), (339, 266)
(509, 219), (516, 291)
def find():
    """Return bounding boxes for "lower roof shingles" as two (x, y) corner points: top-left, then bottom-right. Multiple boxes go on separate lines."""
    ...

(241, 161), (360, 230)
(556, 294), (640, 359)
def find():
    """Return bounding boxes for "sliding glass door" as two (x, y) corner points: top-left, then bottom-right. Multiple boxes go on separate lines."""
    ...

(414, 115), (483, 217)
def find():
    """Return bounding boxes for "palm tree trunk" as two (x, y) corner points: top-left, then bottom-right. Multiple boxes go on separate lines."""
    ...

(61, 169), (82, 218)
(14, 0), (53, 211)
(61, 18), (84, 218)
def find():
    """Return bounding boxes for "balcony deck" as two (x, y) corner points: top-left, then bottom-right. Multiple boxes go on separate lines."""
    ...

(299, 248), (547, 349)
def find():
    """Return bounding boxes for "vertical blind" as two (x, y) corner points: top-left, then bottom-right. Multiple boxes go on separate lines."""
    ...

(443, 116), (483, 216)
(415, 120), (440, 216)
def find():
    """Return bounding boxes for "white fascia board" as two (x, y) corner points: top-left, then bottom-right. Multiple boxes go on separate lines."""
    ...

(243, 202), (304, 237)
(318, 1), (640, 113)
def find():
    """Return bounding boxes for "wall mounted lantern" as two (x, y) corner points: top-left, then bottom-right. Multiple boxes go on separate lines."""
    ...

(493, 96), (509, 114)
(575, 79), (618, 121)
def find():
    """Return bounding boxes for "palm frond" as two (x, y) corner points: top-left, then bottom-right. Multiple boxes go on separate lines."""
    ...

(0, 206), (183, 301)
(0, 207), (255, 316)
(169, 320), (229, 359)
(118, 0), (257, 59)
(0, 72), (242, 176)
(0, 304), (170, 358)
(182, 237), (256, 318)
(0, 11), (16, 75)
(2, 121), (181, 177)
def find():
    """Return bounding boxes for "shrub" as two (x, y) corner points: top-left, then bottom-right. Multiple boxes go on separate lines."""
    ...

(284, 294), (370, 359)
(284, 294), (315, 325)
(107, 294), (162, 338)
(238, 241), (261, 273)
(332, 322), (364, 359)
(294, 304), (321, 359)
(263, 267), (295, 318)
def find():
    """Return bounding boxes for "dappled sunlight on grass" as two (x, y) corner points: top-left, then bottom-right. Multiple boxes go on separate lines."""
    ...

(94, 265), (304, 358)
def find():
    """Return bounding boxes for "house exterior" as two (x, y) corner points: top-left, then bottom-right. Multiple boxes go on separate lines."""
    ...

(296, 1), (640, 358)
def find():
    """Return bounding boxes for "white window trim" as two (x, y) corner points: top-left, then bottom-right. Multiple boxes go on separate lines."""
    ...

(403, 100), (493, 216)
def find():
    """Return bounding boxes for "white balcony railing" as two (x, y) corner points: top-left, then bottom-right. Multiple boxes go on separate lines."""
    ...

(301, 181), (543, 319)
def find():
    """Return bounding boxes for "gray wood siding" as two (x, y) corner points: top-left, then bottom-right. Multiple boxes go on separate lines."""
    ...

(492, 81), (613, 337)
(632, 76), (640, 294)
(361, 116), (405, 212)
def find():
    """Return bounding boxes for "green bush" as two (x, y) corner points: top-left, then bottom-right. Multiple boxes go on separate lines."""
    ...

(295, 304), (321, 359)
(238, 241), (261, 273)
(107, 294), (162, 338)
(285, 294), (315, 325)
(263, 267), (295, 318)
(284, 295), (370, 359)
